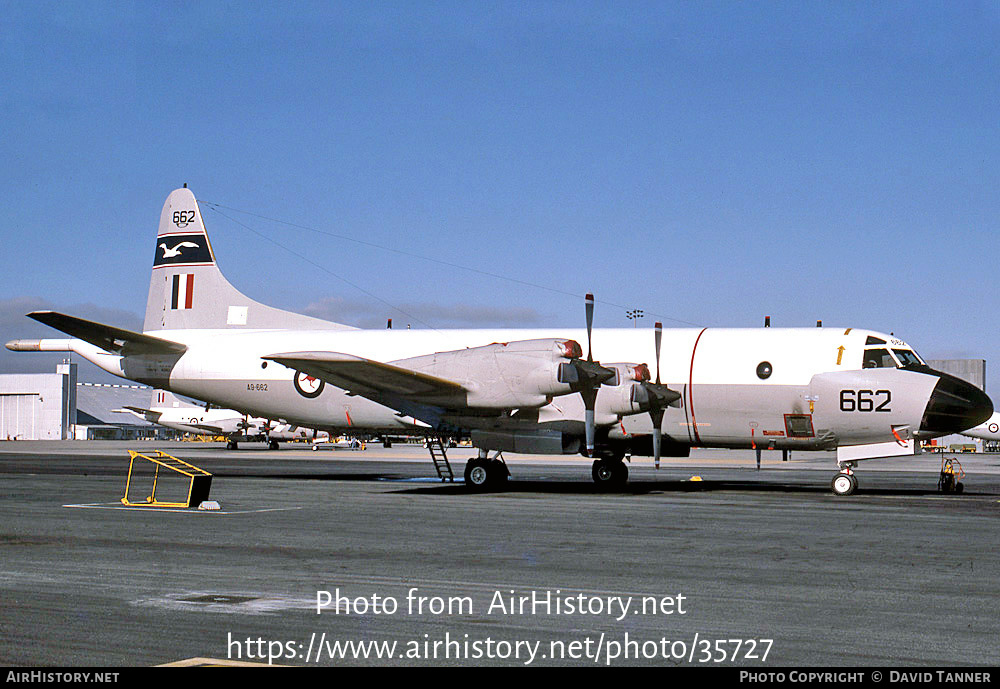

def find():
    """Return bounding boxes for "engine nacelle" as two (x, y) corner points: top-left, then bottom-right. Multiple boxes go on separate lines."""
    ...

(537, 362), (658, 424)
(596, 362), (651, 417)
(396, 338), (583, 409)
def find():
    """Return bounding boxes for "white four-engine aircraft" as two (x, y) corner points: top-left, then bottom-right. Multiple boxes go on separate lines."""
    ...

(7, 188), (993, 494)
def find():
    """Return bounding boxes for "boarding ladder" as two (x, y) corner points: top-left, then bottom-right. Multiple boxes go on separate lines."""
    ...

(122, 450), (214, 508)
(427, 437), (454, 482)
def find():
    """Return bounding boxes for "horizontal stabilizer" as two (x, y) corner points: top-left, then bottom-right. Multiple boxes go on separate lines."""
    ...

(113, 406), (161, 424)
(264, 351), (467, 401)
(28, 311), (187, 355)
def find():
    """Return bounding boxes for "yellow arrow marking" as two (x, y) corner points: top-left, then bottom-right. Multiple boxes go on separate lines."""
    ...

(836, 345), (846, 366)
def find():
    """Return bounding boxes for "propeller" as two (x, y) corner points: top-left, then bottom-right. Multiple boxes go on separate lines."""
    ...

(558, 294), (617, 456)
(633, 321), (681, 468)
(259, 418), (276, 438)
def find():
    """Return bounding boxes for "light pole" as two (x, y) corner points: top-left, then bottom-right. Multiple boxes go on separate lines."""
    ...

(626, 309), (644, 327)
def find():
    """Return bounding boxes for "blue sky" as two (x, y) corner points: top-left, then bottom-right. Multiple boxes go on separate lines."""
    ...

(2, 2), (999, 387)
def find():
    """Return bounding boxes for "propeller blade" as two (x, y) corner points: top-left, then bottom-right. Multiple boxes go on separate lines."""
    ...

(650, 407), (664, 469)
(585, 293), (596, 454)
(654, 321), (662, 385)
(585, 407), (596, 456)
(585, 293), (595, 362)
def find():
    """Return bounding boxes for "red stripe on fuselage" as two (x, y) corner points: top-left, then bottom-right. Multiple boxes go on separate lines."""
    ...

(687, 328), (708, 445)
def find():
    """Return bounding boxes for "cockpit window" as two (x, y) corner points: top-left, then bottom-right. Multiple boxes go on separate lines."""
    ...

(863, 348), (896, 368)
(865, 336), (887, 346)
(892, 349), (922, 367)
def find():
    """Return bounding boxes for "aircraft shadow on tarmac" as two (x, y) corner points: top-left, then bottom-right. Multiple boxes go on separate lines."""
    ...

(384, 480), (992, 498)
(208, 470), (830, 494)
(199, 468), (1000, 498)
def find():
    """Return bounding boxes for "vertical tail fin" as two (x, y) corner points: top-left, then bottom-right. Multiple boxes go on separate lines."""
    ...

(144, 188), (355, 333)
(151, 389), (186, 409)
(151, 389), (209, 411)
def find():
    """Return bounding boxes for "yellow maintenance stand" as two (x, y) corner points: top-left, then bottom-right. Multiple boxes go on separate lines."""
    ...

(122, 450), (213, 508)
(938, 456), (966, 494)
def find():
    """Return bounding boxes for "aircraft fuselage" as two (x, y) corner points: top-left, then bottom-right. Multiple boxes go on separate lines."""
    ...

(119, 325), (947, 454)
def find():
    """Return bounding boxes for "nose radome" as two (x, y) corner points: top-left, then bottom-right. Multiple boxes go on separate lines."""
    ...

(920, 370), (994, 435)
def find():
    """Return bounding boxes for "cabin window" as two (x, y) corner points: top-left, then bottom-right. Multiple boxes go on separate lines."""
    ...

(892, 349), (922, 367)
(863, 348), (896, 368)
(865, 336), (887, 346)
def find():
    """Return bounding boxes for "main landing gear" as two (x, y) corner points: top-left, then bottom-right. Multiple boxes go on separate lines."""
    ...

(463, 452), (510, 491)
(591, 454), (628, 489)
(830, 464), (858, 496)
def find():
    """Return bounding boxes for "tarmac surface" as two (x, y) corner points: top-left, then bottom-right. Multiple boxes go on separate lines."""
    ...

(1, 440), (998, 667)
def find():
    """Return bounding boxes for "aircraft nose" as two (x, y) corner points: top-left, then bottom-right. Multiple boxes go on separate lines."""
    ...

(920, 370), (994, 435)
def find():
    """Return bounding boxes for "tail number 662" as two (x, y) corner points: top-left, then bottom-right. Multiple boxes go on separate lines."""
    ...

(840, 389), (891, 412)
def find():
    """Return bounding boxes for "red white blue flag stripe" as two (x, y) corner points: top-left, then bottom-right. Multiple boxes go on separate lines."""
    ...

(171, 274), (194, 310)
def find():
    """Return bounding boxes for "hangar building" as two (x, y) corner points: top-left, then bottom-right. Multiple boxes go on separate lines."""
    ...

(0, 362), (77, 440)
(0, 362), (172, 440)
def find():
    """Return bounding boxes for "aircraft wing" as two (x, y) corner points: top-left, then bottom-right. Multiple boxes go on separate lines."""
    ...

(28, 311), (187, 355)
(264, 351), (467, 404)
(185, 423), (227, 434)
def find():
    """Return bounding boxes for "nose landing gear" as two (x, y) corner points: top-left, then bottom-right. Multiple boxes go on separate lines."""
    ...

(831, 464), (858, 496)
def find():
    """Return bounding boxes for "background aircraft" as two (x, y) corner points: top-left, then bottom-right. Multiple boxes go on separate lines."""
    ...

(7, 188), (992, 495)
(959, 411), (1000, 444)
(114, 389), (329, 450)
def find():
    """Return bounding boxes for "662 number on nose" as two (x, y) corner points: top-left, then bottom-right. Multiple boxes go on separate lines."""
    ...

(839, 389), (891, 412)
